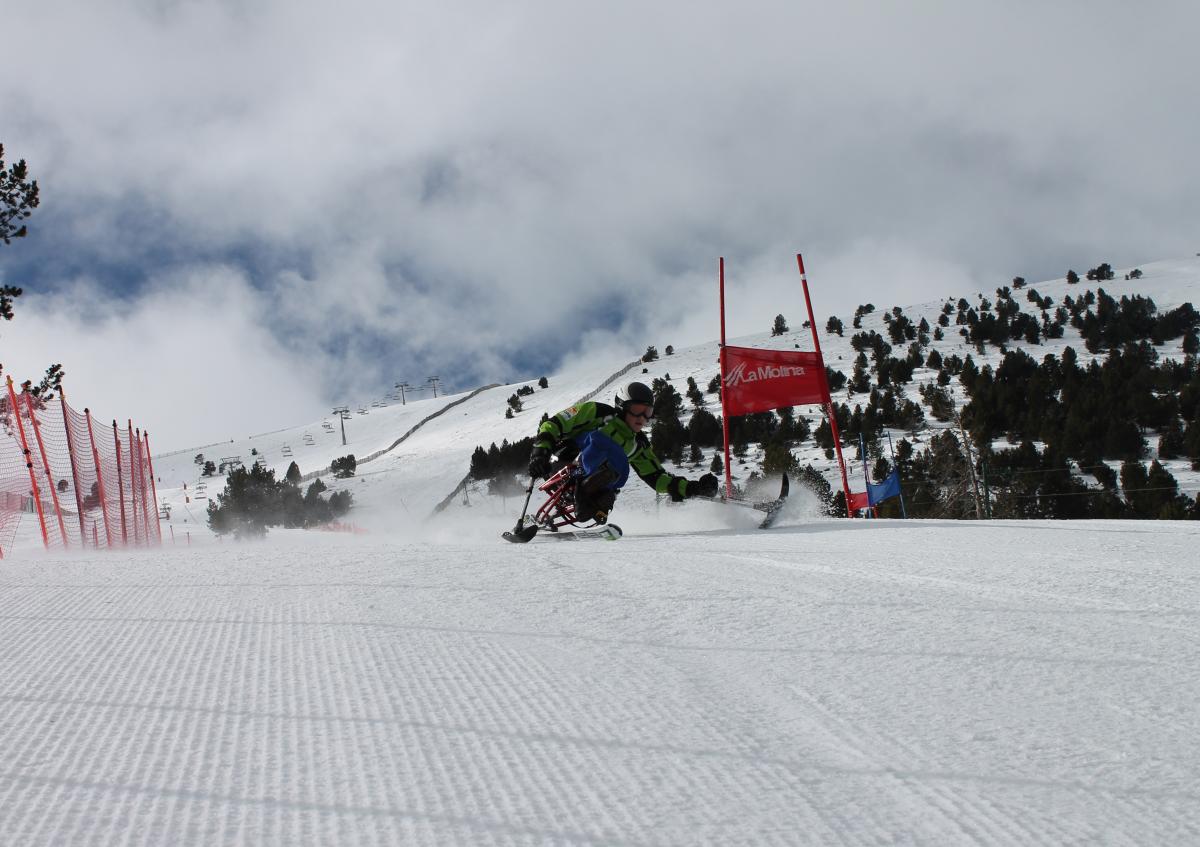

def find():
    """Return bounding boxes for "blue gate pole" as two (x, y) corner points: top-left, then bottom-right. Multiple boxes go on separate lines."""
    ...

(888, 432), (908, 519)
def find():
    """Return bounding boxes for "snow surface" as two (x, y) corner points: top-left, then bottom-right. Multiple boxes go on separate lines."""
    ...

(2, 520), (1198, 844)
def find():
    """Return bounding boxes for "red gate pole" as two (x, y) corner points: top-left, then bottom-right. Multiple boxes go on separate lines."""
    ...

(7, 377), (49, 549)
(144, 431), (163, 545)
(25, 392), (70, 547)
(113, 421), (129, 545)
(717, 257), (735, 499)
(797, 253), (853, 514)
(59, 389), (89, 547)
(86, 409), (114, 547)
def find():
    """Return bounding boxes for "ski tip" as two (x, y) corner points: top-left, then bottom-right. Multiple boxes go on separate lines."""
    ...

(502, 524), (539, 544)
(606, 523), (623, 540)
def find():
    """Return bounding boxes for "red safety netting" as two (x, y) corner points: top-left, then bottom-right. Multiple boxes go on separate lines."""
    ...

(0, 408), (32, 557)
(1, 382), (161, 555)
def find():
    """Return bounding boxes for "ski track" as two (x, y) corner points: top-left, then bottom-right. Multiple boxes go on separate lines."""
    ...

(1, 522), (1199, 845)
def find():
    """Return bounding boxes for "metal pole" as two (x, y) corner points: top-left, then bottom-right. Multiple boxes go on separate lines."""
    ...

(859, 432), (871, 518)
(798, 253), (854, 515)
(7, 377), (49, 549)
(887, 432), (908, 519)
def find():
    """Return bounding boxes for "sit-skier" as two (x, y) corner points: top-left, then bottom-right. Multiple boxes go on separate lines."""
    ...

(527, 381), (719, 524)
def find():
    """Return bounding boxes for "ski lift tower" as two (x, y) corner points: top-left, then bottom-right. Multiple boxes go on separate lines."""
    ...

(395, 382), (412, 405)
(427, 376), (441, 398)
(331, 406), (350, 445)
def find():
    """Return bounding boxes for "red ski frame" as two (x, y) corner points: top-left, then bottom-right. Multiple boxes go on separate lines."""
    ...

(533, 465), (600, 531)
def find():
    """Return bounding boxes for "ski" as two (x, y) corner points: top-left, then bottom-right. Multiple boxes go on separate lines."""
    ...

(502, 523), (622, 543)
(695, 473), (789, 529)
(542, 523), (623, 542)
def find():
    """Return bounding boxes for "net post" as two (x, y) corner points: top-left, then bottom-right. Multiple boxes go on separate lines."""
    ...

(127, 421), (142, 544)
(25, 392), (70, 547)
(86, 409), (114, 547)
(60, 388), (90, 546)
(113, 420), (129, 545)
(144, 431), (164, 545)
(7, 376), (50, 549)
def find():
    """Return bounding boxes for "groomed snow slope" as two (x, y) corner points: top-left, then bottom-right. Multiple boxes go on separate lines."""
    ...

(1, 519), (1197, 845)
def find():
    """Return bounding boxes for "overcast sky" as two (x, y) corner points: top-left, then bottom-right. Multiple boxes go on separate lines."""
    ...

(2, 0), (1198, 452)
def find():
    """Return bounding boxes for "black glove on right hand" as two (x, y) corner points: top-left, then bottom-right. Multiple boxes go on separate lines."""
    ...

(528, 446), (553, 480)
(689, 473), (719, 498)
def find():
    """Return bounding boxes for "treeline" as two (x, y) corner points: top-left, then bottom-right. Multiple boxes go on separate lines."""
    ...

(208, 462), (354, 538)
(879, 286), (1200, 519)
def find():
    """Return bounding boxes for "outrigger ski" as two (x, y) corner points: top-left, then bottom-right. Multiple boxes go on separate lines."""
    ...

(694, 472), (790, 529)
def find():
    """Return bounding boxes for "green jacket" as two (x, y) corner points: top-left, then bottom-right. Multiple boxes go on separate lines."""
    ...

(535, 401), (694, 500)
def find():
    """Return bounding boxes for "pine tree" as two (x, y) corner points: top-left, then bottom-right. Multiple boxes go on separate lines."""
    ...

(285, 461), (301, 484)
(1, 143), (62, 398)
(772, 314), (789, 336)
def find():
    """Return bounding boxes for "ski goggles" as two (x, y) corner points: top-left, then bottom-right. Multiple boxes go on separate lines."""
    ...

(625, 404), (654, 421)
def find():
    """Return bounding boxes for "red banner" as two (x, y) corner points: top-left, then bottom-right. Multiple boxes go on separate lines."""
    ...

(847, 491), (871, 512)
(720, 345), (828, 416)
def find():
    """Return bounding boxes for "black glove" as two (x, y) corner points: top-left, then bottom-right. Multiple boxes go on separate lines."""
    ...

(528, 445), (553, 480)
(688, 473), (719, 499)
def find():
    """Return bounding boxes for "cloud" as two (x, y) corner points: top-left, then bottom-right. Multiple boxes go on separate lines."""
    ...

(2, 266), (327, 453)
(2, 0), (1198, 447)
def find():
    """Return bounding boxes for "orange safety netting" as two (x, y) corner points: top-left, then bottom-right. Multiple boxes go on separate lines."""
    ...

(0, 381), (161, 555)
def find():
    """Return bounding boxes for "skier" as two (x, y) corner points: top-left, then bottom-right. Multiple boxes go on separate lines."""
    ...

(527, 381), (719, 524)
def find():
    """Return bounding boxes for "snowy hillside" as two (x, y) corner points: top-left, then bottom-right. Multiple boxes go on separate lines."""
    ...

(143, 255), (1200, 543)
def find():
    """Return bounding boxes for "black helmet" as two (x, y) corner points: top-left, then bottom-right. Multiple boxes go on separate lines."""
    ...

(614, 381), (654, 412)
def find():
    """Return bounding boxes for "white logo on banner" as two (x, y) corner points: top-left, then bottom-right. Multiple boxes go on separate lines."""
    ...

(723, 361), (807, 388)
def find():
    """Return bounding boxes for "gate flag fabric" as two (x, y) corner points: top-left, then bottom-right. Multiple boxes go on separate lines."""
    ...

(868, 470), (902, 506)
(719, 346), (829, 416)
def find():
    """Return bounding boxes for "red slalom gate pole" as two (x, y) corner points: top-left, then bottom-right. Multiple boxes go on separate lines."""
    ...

(7, 377), (49, 549)
(797, 253), (854, 515)
(717, 257), (735, 498)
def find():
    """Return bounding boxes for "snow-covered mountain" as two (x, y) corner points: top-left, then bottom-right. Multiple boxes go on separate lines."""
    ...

(149, 255), (1199, 542)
